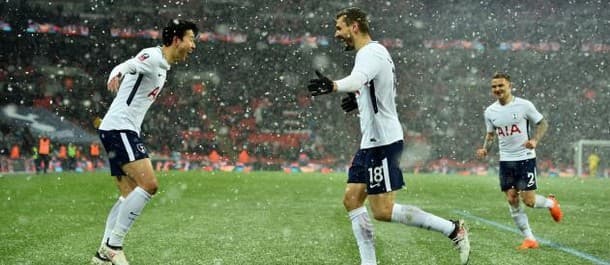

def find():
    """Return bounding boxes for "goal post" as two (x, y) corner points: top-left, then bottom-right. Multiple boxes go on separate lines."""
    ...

(573, 139), (610, 177)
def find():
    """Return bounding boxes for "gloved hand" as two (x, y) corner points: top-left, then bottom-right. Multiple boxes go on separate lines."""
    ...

(341, 92), (358, 113)
(308, 70), (334, 96)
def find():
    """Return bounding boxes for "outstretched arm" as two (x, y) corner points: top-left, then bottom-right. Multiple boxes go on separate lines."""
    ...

(308, 70), (367, 96)
(335, 71), (367, 92)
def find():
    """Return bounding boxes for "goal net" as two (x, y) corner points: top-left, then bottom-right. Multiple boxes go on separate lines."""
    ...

(573, 140), (610, 177)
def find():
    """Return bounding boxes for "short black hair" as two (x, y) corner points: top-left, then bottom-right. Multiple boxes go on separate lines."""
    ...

(335, 7), (369, 34)
(162, 19), (198, 46)
(492, 72), (511, 82)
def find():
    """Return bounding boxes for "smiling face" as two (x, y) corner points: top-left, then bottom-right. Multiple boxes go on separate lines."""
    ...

(335, 15), (355, 51)
(491, 77), (512, 103)
(162, 19), (198, 64)
(175, 29), (196, 62)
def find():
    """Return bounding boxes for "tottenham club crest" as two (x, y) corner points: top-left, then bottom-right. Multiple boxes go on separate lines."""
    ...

(512, 113), (518, 119)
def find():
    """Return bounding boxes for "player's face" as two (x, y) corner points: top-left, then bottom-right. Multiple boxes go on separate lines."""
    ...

(335, 16), (355, 51)
(177, 30), (196, 62)
(491, 78), (511, 101)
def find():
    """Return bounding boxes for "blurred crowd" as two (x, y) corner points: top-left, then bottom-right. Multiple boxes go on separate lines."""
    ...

(0, 1), (608, 175)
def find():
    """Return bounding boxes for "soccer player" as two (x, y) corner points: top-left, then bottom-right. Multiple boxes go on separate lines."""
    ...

(91, 19), (198, 265)
(476, 72), (563, 250)
(308, 7), (470, 265)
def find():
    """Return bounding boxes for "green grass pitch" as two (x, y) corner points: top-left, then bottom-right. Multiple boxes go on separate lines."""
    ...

(1, 171), (608, 265)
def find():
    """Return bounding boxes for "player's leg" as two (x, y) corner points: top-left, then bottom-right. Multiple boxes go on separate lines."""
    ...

(99, 159), (154, 265)
(518, 158), (563, 222)
(500, 160), (538, 249)
(344, 183), (375, 265)
(345, 149), (376, 265)
(93, 198), (123, 264)
(367, 192), (469, 264)
(101, 177), (136, 246)
(521, 190), (562, 222)
(92, 175), (137, 265)
(369, 192), (447, 229)
(366, 141), (455, 233)
(344, 183), (368, 211)
(367, 141), (469, 264)
(95, 130), (153, 265)
(505, 189), (538, 249)
(108, 158), (156, 247)
(368, 192), (454, 235)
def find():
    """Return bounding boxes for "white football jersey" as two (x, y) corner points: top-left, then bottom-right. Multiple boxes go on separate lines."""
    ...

(99, 47), (170, 135)
(352, 42), (403, 149)
(484, 97), (544, 161)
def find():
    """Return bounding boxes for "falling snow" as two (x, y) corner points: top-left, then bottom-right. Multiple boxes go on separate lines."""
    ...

(0, 1), (608, 174)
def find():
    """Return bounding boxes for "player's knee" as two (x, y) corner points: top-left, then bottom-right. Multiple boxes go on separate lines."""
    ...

(343, 196), (363, 211)
(140, 180), (159, 195)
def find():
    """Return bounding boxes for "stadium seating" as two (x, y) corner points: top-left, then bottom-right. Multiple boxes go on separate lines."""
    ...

(0, 1), (608, 172)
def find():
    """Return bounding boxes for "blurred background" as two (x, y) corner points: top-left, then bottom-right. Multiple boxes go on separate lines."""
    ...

(0, 0), (608, 176)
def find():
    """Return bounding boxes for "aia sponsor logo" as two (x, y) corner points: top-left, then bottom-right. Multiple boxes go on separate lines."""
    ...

(147, 87), (160, 100)
(496, 124), (522, 137)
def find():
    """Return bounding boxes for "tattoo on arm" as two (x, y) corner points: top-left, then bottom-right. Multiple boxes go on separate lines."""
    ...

(533, 118), (549, 142)
(483, 133), (495, 152)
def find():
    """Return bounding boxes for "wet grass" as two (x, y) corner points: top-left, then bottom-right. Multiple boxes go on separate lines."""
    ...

(0, 171), (608, 265)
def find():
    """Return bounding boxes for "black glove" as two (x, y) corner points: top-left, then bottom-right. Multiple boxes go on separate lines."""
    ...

(341, 92), (358, 113)
(308, 70), (334, 96)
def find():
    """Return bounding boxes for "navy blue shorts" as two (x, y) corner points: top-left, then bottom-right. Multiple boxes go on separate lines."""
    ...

(348, 140), (405, 195)
(98, 129), (149, 176)
(499, 158), (537, 191)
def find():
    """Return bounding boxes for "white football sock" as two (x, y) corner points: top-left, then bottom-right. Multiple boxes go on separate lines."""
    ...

(390, 204), (455, 236)
(108, 187), (152, 247)
(100, 196), (124, 248)
(533, 194), (554, 208)
(348, 207), (376, 265)
(509, 204), (535, 239)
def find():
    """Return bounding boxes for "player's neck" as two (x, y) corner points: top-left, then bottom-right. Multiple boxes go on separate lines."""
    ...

(161, 46), (178, 64)
(354, 34), (372, 51)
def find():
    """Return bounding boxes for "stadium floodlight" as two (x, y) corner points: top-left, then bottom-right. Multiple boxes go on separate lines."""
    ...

(573, 139), (610, 177)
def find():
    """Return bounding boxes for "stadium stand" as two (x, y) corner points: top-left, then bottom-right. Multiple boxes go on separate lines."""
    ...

(0, 1), (608, 174)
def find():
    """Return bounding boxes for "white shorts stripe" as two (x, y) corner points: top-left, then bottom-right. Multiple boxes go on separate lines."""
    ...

(382, 158), (391, 192)
(120, 132), (136, 161)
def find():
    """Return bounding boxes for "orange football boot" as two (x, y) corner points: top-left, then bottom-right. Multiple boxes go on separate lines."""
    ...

(548, 194), (563, 222)
(517, 238), (539, 250)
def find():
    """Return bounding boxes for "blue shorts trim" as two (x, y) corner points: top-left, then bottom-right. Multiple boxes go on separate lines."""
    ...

(98, 129), (149, 176)
(499, 158), (537, 191)
(348, 140), (405, 194)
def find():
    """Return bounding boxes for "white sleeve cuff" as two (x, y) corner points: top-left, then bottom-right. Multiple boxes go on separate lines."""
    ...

(335, 71), (368, 92)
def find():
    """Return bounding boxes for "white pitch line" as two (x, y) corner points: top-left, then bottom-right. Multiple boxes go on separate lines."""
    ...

(454, 210), (610, 265)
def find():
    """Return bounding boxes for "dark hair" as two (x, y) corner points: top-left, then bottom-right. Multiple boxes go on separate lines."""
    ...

(335, 7), (369, 34)
(492, 72), (511, 82)
(162, 19), (198, 46)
